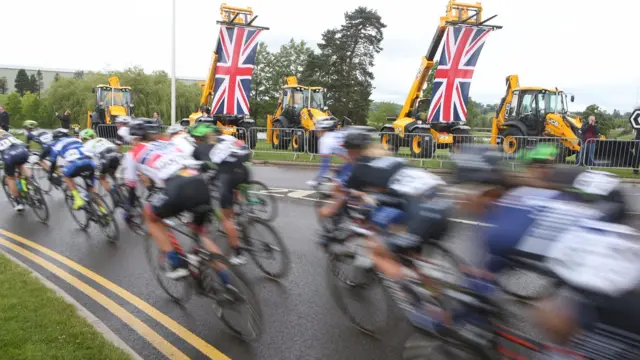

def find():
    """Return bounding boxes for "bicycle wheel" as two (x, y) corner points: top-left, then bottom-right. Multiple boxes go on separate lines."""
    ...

(325, 235), (394, 337)
(26, 179), (49, 223)
(242, 218), (290, 279)
(90, 192), (120, 242)
(30, 163), (52, 194)
(240, 180), (277, 222)
(495, 262), (562, 302)
(200, 253), (263, 341)
(143, 232), (194, 304)
(1, 175), (17, 208)
(314, 190), (345, 234)
(65, 190), (90, 230)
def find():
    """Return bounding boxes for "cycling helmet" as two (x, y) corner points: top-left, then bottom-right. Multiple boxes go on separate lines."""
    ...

(79, 128), (96, 140)
(523, 143), (557, 164)
(190, 122), (216, 137)
(343, 128), (373, 150)
(315, 119), (338, 131)
(166, 124), (184, 135)
(23, 120), (38, 129)
(52, 128), (70, 139)
(115, 116), (132, 124)
(129, 120), (147, 137)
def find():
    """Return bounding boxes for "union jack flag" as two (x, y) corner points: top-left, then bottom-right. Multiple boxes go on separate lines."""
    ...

(211, 26), (262, 115)
(427, 25), (492, 123)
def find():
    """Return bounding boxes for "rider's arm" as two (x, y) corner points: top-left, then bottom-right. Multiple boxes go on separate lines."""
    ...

(48, 149), (59, 176)
(122, 152), (139, 207)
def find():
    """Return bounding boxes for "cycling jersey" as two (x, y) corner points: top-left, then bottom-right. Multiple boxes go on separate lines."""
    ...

(318, 131), (347, 157)
(25, 129), (54, 147)
(170, 133), (195, 157)
(0, 133), (29, 177)
(49, 137), (95, 187)
(123, 140), (196, 188)
(116, 126), (131, 145)
(82, 138), (117, 156)
(209, 135), (250, 165)
(83, 138), (119, 176)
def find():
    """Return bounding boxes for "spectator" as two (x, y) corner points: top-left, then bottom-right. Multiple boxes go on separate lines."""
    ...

(0, 106), (8, 131)
(578, 115), (600, 166)
(153, 111), (162, 124)
(56, 110), (71, 130)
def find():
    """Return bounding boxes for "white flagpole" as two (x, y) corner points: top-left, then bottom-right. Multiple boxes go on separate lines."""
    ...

(170, 0), (176, 125)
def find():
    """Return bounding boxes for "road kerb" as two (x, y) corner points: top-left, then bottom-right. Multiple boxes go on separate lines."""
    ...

(0, 247), (144, 360)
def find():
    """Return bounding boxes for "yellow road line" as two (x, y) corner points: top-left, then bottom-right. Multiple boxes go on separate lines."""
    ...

(0, 229), (230, 360)
(0, 237), (189, 360)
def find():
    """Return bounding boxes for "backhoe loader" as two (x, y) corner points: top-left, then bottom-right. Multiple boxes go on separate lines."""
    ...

(380, 0), (501, 158)
(87, 76), (133, 133)
(266, 76), (342, 153)
(182, 3), (268, 149)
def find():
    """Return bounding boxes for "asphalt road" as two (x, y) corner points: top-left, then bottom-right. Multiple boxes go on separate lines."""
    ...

(1, 165), (639, 360)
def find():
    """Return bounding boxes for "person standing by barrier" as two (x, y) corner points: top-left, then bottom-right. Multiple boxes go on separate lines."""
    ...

(153, 112), (162, 125)
(578, 115), (600, 166)
(55, 110), (71, 130)
(0, 106), (9, 132)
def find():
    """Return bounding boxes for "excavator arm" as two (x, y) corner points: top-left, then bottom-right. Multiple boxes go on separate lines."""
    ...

(490, 74), (520, 144)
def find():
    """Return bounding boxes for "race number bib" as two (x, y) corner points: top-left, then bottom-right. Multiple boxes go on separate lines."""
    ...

(572, 170), (620, 196)
(64, 149), (82, 161)
(0, 137), (21, 151)
(388, 167), (445, 196)
(545, 220), (640, 296)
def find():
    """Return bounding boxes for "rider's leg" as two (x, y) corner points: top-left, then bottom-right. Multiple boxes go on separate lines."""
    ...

(99, 174), (111, 193)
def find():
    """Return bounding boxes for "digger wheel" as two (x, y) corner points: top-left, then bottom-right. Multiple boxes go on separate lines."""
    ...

(380, 128), (399, 153)
(292, 130), (305, 153)
(501, 127), (525, 154)
(409, 129), (434, 159)
(271, 121), (290, 150)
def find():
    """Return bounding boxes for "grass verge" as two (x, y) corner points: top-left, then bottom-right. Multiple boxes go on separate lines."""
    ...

(0, 252), (133, 360)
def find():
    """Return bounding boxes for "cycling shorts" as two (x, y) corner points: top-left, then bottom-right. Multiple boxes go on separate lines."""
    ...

(39, 145), (52, 161)
(149, 171), (211, 226)
(62, 158), (95, 189)
(3, 145), (29, 177)
(218, 163), (249, 209)
(98, 149), (120, 176)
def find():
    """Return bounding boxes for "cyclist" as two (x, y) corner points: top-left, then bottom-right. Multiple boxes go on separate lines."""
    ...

(122, 119), (229, 281)
(306, 119), (352, 188)
(115, 116), (132, 150)
(208, 127), (252, 265)
(79, 128), (121, 200)
(48, 128), (97, 210)
(167, 124), (196, 156)
(23, 120), (55, 171)
(0, 129), (31, 212)
(188, 122), (217, 171)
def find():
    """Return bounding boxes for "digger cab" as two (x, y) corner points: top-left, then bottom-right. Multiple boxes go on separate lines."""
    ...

(90, 84), (133, 125)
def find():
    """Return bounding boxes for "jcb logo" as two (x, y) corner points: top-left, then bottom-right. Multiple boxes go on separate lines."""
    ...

(548, 119), (559, 127)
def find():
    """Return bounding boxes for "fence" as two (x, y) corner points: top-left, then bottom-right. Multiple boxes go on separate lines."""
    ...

(94, 124), (640, 171)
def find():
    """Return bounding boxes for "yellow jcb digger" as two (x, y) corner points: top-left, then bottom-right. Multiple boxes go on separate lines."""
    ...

(87, 76), (133, 130)
(380, 0), (501, 158)
(490, 74), (602, 162)
(266, 76), (342, 153)
(183, 3), (269, 149)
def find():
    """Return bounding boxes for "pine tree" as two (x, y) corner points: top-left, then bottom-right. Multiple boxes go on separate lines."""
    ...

(36, 70), (44, 95)
(14, 69), (31, 96)
(29, 74), (39, 95)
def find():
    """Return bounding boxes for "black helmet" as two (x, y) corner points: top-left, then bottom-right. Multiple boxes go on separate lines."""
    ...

(52, 128), (70, 140)
(343, 128), (373, 150)
(129, 119), (150, 137)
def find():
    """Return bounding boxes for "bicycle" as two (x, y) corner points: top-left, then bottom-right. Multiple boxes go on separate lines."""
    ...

(1, 164), (49, 222)
(143, 210), (263, 341)
(50, 173), (120, 242)
(26, 152), (53, 194)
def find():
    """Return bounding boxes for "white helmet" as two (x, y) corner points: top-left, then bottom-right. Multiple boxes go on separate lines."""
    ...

(116, 116), (132, 124)
(166, 124), (184, 135)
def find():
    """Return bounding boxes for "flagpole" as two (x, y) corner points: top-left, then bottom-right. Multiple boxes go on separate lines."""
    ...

(170, 0), (176, 125)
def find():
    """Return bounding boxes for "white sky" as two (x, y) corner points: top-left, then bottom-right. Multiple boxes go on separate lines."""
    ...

(4, 0), (639, 112)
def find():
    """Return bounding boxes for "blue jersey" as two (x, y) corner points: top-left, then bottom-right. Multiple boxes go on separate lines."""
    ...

(26, 129), (55, 147)
(50, 137), (91, 164)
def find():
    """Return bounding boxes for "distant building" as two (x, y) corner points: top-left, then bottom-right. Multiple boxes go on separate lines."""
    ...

(0, 65), (204, 94)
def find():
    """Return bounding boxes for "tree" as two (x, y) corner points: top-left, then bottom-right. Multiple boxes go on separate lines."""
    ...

(582, 104), (614, 136)
(21, 92), (43, 122)
(4, 92), (23, 126)
(368, 101), (401, 127)
(29, 74), (39, 94)
(268, 39), (314, 97)
(421, 60), (439, 100)
(304, 7), (386, 124)
(36, 70), (44, 95)
(14, 69), (31, 96)
(0, 77), (7, 94)
(54, 73), (61, 82)
(73, 71), (84, 80)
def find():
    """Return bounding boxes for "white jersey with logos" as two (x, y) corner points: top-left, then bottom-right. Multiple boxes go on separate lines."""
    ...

(318, 130), (347, 157)
(116, 126), (131, 144)
(170, 132), (196, 157)
(209, 135), (250, 164)
(82, 138), (117, 157)
(123, 140), (196, 188)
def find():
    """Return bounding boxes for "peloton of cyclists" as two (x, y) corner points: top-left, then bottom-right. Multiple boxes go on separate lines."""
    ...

(23, 120), (56, 172)
(0, 129), (32, 212)
(79, 128), (121, 201)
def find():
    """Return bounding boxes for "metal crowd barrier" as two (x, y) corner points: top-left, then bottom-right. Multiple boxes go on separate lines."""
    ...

(583, 138), (640, 169)
(501, 136), (582, 167)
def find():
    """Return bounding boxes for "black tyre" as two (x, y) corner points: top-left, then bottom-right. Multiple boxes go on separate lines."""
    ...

(201, 253), (263, 341)
(292, 130), (306, 153)
(381, 128), (400, 153)
(239, 180), (277, 222)
(90, 192), (119, 243)
(271, 121), (290, 150)
(26, 179), (49, 223)
(65, 190), (90, 230)
(2, 175), (17, 208)
(409, 129), (434, 158)
(30, 163), (52, 194)
(242, 218), (290, 279)
(144, 233), (195, 304)
(501, 127), (525, 155)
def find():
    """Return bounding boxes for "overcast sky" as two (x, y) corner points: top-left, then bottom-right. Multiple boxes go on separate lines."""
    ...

(4, 0), (639, 112)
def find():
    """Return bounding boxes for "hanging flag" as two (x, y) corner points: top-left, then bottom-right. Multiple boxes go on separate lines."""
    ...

(211, 26), (262, 115)
(427, 25), (492, 123)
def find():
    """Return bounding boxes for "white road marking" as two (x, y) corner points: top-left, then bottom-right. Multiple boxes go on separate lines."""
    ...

(287, 190), (317, 199)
